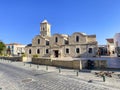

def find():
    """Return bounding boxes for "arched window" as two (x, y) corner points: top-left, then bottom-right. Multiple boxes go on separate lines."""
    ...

(29, 49), (31, 54)
(46, 49), (49, 54)
(55, 37), (58, 43)
(38, 39), (40, 44)
(76, 48), (80, 53)
(37, 49), (40, 54)
(76, 36), (79, 42)
(88, 48), (92, 53)
(66, 48), (69, 54)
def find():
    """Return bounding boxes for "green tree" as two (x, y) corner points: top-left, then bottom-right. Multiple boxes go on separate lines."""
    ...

(0, 41), (6, 55)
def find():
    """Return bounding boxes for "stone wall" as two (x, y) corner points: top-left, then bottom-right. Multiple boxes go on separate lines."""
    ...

(0, 56), (22, 61)
(81, 60), (107, 69)
(32, 58), (52, 65)
(50, 34), (65, 46)
(32, 58), (82, 70)
(69, 33), (86, 45)
(87, 36), (96, 42)
(32, 35), (46, 46)
(32, 58), (107, 70)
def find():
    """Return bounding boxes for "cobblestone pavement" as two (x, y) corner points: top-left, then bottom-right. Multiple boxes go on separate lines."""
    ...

(0, 60), (120, 90)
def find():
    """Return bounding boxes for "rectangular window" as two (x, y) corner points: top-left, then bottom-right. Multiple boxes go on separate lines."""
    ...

(8, 46), (10, 48)
(46, 41), (49, 46)
(64, 40), (69, 45)
(66, 48), (69, 54)
(88, 48), (92, 53)
(12, 45), (14, 48)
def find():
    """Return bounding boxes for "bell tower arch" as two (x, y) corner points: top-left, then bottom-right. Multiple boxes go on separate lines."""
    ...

(40, 20), (51, 37)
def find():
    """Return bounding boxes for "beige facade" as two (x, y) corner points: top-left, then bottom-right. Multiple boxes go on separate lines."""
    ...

(25, 20), (98, 58)
(106, 38), (115, 56)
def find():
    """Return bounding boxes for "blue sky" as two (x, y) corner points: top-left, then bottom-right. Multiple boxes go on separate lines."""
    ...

(0, 0), (120, 45)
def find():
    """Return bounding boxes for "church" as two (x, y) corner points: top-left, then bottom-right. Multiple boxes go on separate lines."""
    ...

(25, 20), (98, 58)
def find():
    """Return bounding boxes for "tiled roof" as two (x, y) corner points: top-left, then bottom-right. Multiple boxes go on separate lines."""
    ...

(106, 38), (114, 43)
(6, 43), (22, 45)
(87, 35), (96, 37)
(26, 44), (32, 46)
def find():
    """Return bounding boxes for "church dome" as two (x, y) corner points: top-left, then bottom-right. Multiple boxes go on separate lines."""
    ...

(41, 20), (48, 23)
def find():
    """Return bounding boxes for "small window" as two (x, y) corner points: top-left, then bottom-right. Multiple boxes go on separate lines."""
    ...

(65, 40), (69, 45)
(8, 46), (10, 48)
(88, 48), (92, 53)
(38, 39), (40, 44)
(12, 45), (14, 48)
(43, 27), (45, 31)
(76, 48), (80, 53)
(37, 49), (40, 54)
(46, 49), (49, 54)
(66, 48), (69, 54)
(29, 49), (31, 54)
(76, 36), (79, 42)
(46, 41), (49, 46)
(55, 37), (58, 43)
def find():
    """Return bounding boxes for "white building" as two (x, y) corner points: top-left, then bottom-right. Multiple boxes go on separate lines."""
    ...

(114, 33), (120, 47)
(6, 43), (26, 56)
(106, 38), (115, 56)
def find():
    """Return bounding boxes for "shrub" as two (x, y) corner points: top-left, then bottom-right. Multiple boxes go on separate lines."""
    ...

(33, 54), (38, 58)
(22, 53), (26, 57)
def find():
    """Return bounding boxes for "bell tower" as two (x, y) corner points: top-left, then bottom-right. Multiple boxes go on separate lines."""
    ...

(40, 20), (51, 37)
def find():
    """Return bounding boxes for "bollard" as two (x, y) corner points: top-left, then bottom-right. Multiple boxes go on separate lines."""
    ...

(59, 67), (61, 73)
(76, 70), (79, 76)
(102, 75), (105, 82)
(37, 64), (39, 69)
(24, 62), (25, 66)
(46, 65), (48, 70)
(30, 63), (32, 67)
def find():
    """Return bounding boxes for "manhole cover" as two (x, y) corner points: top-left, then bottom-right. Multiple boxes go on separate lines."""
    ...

(22, 78), (32, 83)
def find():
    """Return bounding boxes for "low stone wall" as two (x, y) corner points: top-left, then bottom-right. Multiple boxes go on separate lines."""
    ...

(32, 58), (82, 70)
(82, 60), (107, 69)
(0, 56), (22, 61)
(32, 57), (107, 70)
(32, 58), (52, 65)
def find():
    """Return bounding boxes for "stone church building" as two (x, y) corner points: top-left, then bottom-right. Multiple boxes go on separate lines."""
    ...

(25, 20), (98, 58)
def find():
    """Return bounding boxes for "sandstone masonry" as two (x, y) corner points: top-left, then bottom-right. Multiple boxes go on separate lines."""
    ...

(25, 20), (98, 58)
